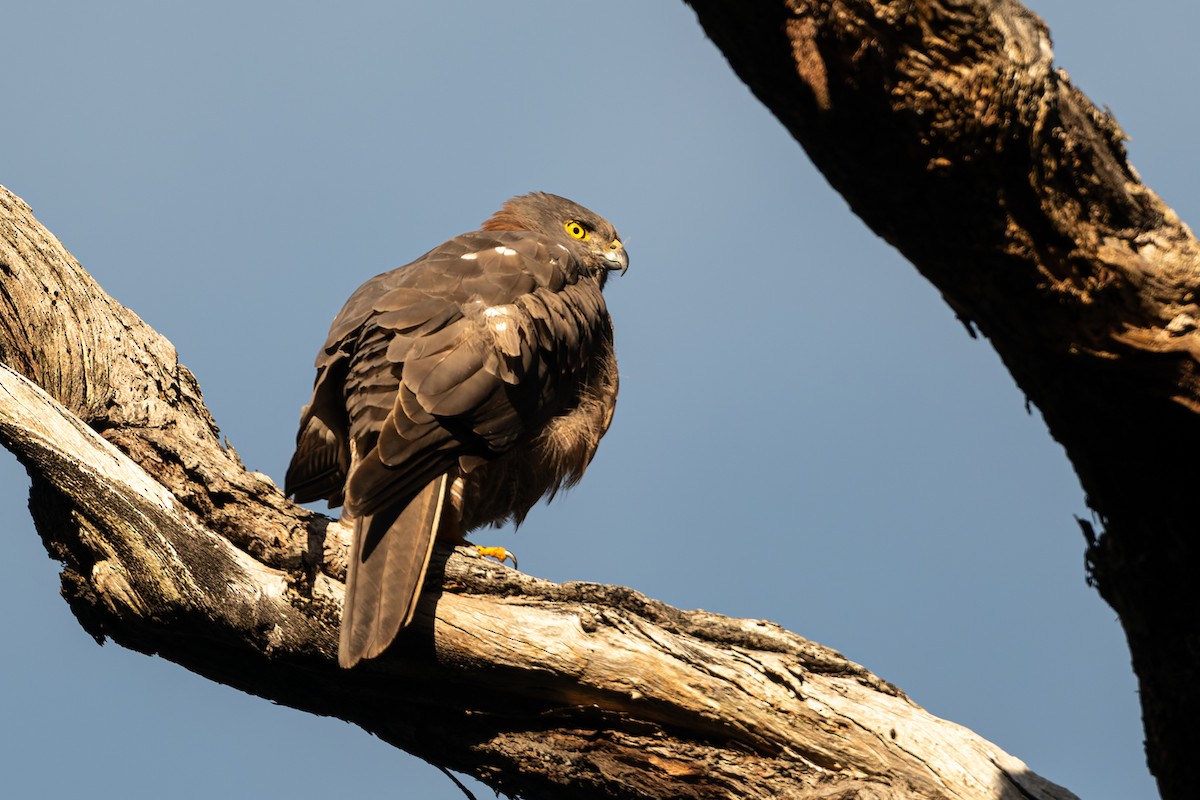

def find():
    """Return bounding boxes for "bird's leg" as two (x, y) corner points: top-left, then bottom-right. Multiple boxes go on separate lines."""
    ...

(444, 476), (518, 569)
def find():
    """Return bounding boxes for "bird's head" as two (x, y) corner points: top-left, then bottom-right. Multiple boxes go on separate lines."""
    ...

(482, 192), (628, 285)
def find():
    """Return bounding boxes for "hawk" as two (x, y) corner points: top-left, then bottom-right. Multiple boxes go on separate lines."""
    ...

(285, 192), (626, 668)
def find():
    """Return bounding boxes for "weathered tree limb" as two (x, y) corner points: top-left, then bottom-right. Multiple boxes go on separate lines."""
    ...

(0, 187), (1076, 795)
(680, 1), (1200, 797)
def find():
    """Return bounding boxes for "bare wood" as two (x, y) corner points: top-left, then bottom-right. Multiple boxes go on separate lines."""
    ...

(680, 1), (1200, 797)
(0, 184), (1077, 797)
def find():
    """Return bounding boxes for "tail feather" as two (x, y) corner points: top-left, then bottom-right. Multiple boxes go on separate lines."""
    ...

(338, 474), (448, 668)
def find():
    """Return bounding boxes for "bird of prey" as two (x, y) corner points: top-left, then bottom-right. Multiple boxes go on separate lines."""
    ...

(285, 192), (627, 668)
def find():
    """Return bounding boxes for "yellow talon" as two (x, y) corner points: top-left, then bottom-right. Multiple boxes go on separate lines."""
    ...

(475, 545), (518, 570)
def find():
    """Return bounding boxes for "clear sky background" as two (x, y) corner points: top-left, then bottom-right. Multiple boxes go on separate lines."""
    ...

(1, 2), (1190, 798)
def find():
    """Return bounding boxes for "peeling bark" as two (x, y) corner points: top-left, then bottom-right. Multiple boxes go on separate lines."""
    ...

(0, 180), (1076, 795)
(681, 1), (1200, 797)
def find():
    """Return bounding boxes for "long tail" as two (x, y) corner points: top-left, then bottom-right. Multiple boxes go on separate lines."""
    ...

(339, 474), (448, 668)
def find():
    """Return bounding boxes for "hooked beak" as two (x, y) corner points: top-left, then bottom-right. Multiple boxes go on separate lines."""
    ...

(603, 248), (629, 275)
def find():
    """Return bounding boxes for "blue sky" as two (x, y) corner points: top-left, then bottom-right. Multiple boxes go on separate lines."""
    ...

(2, 2), (1190, 797)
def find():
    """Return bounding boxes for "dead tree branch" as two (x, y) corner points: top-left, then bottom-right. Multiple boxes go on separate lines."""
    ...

(0, 180), (1076, 797)
(681, 1), (1200, 797)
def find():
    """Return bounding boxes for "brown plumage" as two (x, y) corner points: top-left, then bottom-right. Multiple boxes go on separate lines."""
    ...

(285, 192), (626, 667)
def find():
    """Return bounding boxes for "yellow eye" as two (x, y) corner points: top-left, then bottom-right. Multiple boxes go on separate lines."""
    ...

(564, 220), (589, 240)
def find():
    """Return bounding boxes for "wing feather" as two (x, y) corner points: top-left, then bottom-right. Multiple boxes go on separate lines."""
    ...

(286, 220), (617, 667)
(332, 230), (608, 520)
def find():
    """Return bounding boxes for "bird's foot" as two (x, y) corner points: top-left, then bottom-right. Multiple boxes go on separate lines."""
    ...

(475, 545), (518, 570)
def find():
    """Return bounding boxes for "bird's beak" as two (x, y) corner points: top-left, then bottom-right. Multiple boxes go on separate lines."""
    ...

(603, 248), (629, 275)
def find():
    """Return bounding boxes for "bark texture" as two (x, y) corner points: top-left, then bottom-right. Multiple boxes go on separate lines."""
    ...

(681, 1), (1200, 798)
(0, 184), (1078, 796)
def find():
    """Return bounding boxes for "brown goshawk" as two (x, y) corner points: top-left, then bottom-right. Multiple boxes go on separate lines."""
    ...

(285, 192), (626, 668)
